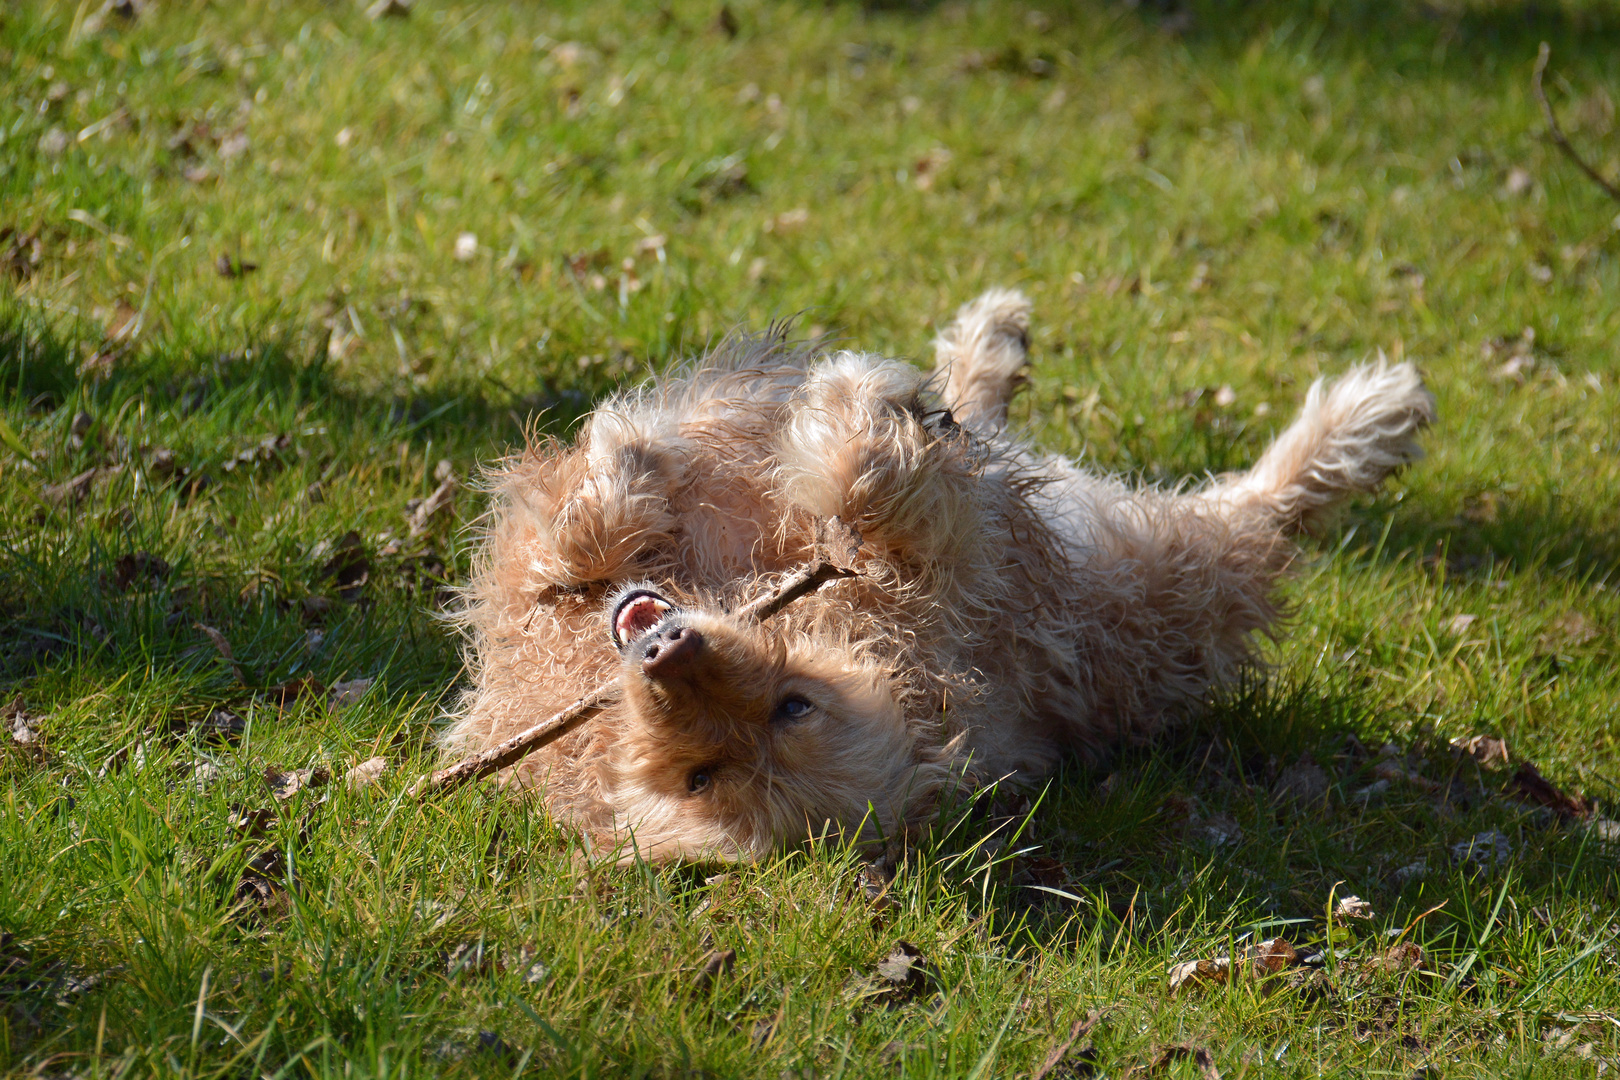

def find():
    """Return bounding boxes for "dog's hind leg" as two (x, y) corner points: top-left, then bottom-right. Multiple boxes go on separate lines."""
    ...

(932, 288), (1032, 432)
(1200, 360), (1436, 535)
(775, 353), (987, 567)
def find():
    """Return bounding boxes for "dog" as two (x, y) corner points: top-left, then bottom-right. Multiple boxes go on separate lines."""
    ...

(443, 289), (1435, 861)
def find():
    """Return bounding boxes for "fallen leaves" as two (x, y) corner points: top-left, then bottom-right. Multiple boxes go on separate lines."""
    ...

(691, 947), (736, 993)
(194, 707), (245, 743)
(328, 677), (375, 708)
(853, 859), (897, 918)
(344, 755), (387, 791)
(1443, 613), (1478, 636)
(267, 756), (387, 802)
(1167, 956), (1231, 994)
(1128, 1044), (1221, 1079)
(262, 675), (324, 709)
(1450, 829), (1512, 867)
(4, 697), (46, 762)
(106, 551), (169, 592)
(1509, 762), (1595, 819)
(1168, 937), (1300, 996)
(42, 465), (110, 505)
(215, 253), (258, 278)
(1334, 895), (1374, 921)
(194, 623), (245, 684)
(1031, 1008), (1108, 1080)
(220, 432), (295, 474)
(406, 469), (459, 535)
(316, 531), (371, 601)
(873, 940), (938, 995)
(1272, 753), (1330, 806)
(846, 940), (939, 1007)
(0, 226), (46, 280)
(1484, 327), (1539, 383)
(1451, 734), (1509, 767)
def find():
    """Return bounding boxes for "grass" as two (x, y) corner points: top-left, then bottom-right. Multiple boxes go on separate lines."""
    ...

(4, 0), (1620, 1074)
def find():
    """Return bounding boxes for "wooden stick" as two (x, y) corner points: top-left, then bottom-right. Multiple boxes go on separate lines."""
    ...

(1533, 42), (1620, 206)
(408, 682), (618, 798)
(413, 558), (858, 799)
(735, 560), (859, 623)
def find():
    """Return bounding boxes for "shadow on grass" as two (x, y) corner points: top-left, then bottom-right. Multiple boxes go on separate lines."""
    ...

(0, 306), (490, 692)
(961, 673), (1619, 965)
(1328, 494), (1620, 589)
(0, 300), (600, 456)
(842, 0), (1620, 67)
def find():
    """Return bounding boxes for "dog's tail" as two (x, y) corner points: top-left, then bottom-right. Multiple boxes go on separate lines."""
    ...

(1202, 359), (1435, 535)
(932, 287), (1031, 431)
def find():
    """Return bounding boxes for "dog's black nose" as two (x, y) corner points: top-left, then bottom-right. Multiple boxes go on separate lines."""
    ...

(640, 625), (704, 680)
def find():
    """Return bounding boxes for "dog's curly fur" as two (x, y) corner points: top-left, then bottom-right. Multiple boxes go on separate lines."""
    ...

(443, 290), (1435, 861)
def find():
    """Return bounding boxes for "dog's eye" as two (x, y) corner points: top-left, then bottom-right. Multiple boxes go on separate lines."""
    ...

(773, 694), (815, 722)
(688, 769), (714, 795)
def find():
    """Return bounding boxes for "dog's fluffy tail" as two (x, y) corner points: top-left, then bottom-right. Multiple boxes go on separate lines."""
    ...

(1205, 359), (1435, 535)
(932, 287), (1031, 431)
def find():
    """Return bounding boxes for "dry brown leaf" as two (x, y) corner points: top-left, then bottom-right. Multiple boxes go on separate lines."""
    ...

(344, 756), (387, 792)
(328, 678), (375, 709)
(265, 764), (331, 801)
(107, 551), (169, 591)
(1450, 734), (1509, 767)
(854, 859), (896, 914)
(1541, 610), (1599, 651)
(1272, 754), (1330, 806)
(815, 515), (864, 570)
(42, 467), (101, 505)
(4, 696), (41, 752)
(1335, 895), (1374, 920)
(692, 947), (736, 992)
(195, 707), (244, 743)
(766, 207), (810, 232)
(1444, 613), (1478, 635)
(872, 940), (937, 996)
(1508, 762), (1593, 818)
(1244, 936), (1297, 976)
(1451, 829), (1512, 866)
(1168, 957), (1230, 994)
(1368, 941), (1424, 973)
(1031, 1008), (1108, 1080)
(406, 474), (459, 535)
(193, 623), (245, 683)
(1130, 1043), (1222, 1078)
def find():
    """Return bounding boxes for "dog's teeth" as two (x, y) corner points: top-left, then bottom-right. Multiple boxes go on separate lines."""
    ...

(615, 595), (671, 646)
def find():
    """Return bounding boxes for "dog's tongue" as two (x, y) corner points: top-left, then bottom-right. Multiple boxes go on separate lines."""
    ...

(615, 595), (670, 645)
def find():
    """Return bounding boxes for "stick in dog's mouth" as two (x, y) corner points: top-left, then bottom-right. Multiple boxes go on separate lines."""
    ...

(413, 519), (865, 800)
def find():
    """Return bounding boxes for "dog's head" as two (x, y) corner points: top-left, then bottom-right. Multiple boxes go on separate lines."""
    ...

(595, 583), (948, 861)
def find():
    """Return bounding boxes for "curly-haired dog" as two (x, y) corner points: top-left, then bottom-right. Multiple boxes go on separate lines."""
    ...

(444, 290), (1434, 860)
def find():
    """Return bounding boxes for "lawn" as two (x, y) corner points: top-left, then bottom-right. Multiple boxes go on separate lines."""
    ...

(3, 0), (1620, 1075)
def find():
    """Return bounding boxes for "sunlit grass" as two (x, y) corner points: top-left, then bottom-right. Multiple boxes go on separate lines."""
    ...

(4, 0), (1620, 1075)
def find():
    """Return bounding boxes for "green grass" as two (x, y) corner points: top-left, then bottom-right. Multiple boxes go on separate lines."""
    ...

(4, 0), (1620, 1075)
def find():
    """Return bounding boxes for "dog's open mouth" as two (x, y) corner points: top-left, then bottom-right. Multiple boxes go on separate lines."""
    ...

(610, 589), (676, 651)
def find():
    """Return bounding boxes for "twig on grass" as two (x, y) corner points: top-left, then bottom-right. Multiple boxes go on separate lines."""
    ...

(412, 521), (863, 800)
(1533, 42), (1620, 206)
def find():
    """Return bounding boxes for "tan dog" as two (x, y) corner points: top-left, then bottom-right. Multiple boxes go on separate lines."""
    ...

(444, 290), (1434, 861)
